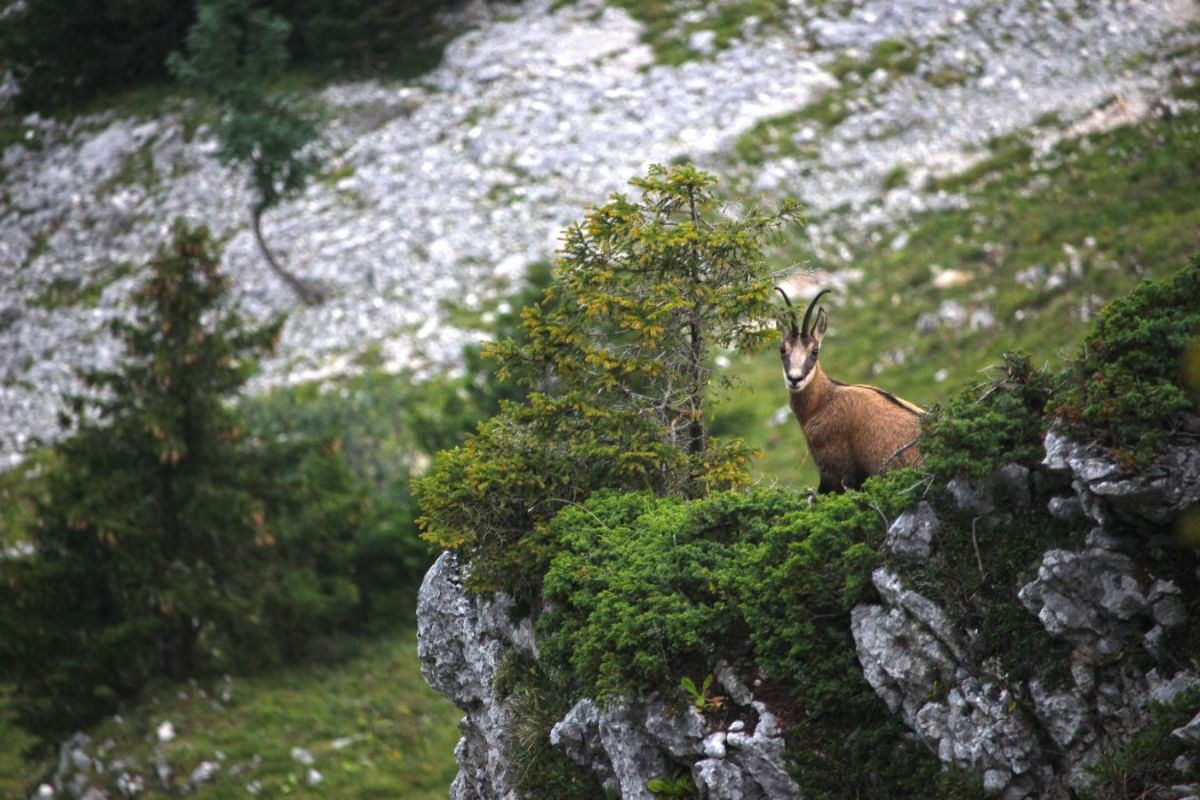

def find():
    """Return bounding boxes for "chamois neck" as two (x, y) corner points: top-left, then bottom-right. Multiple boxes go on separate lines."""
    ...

(789, 363), (835, 423)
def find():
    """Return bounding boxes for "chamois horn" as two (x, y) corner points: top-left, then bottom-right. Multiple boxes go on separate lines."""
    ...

(776, 286), (798, 334)
(802, 288), (833, 337)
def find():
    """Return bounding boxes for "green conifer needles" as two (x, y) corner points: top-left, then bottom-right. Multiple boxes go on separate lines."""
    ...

(417, 164), (800, 595)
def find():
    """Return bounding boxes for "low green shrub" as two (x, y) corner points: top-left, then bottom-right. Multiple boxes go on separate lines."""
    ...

(920, 352), (1057, 480)
(537, 473), (962, 798)
(1055, 254), (1200, 463)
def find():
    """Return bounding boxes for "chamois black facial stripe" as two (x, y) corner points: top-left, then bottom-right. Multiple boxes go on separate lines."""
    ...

(800, 349), (820, 379)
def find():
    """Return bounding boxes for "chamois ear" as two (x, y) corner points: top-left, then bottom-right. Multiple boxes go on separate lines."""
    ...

(812, 307), (828, 343)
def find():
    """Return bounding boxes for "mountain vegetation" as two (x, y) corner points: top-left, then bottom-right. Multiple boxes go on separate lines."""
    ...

(1, 1), (1198, 798)
(415, 155), (1200, 797)
(0, 0), (457, 111)
(0, 223), (369, 743)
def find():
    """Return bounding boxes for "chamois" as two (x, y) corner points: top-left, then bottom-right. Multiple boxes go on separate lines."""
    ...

(777, 287), (924, 493)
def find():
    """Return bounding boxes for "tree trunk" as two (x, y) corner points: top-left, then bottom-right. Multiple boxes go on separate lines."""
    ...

(163, 618), (198, 680)
(687, 318), (706, 456)
(251, 208), (322, 306)
(685, 186), (706, 456)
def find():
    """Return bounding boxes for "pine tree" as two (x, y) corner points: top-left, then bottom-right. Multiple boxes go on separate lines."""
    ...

(0, 222), (359, 744)
(169, 0), (324, 305)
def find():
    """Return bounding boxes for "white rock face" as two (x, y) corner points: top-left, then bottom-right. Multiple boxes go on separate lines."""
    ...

(1018, 548), (1158, 656)
(1042, 428), (1200, 526)
(883, 500), (939, 560)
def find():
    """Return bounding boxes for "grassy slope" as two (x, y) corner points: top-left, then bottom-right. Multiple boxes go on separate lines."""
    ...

(1, 630), (460, 798)
(713, 88), (1200, 488)
(0, 697), (40, 798)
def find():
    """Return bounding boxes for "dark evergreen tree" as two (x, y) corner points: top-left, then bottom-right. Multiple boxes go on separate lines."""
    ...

(0, 222), (361, 745)
(0, 0), (194, 109)
(268, 0), (451, 76)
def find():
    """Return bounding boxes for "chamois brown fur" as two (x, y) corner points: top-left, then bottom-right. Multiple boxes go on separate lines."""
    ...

(778, 288), (923, 493)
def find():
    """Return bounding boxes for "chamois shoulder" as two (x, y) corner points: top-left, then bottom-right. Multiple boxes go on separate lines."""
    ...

(840, 382), (925, 416)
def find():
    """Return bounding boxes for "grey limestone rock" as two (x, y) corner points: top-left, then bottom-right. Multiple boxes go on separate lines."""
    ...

(884, 501), (940, 560)
(913, 680), (1045, 800)
(1174, 711), (1200, 747)
(548, 692), (799, 800)
(643, 700), (706, 760)
(853, 568), (1046, 798)
(1047, 495), (1085, 522)
(1042, 429), (1200, 526)
(1149, 670), (1200, 705)
(1018, 548), (1156, 656)
(714, 660), (754, 706)
(416, 552), (534, 800)
(1028, 679), (1097, 789)
(945, 475), (995, 517)
(549, 699), (616, 791)
(594, 701), (676, 800)
(694, 758), (747, 799)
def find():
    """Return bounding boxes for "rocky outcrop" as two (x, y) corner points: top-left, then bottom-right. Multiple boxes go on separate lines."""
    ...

(852, 569), (1048, 799)
(417, 552), (535, 800)
(417, 552), (800, 800)
(419, 432), (1198, 799)
(851, 432), (1200, 798)
(1017, 548), (1186, 657)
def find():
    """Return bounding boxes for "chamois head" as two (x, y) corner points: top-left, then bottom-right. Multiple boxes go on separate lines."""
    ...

(777, 287), (831, 394)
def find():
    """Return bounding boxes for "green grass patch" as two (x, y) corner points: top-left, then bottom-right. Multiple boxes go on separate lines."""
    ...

(882, 164), (909, 191)
(830, 38), (921, 83)
(611, 0), (790, 65)
(0, 631), (460, 799)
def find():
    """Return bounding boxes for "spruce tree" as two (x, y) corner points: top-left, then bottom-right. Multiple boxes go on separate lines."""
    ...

(0, 222), (358, 744)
